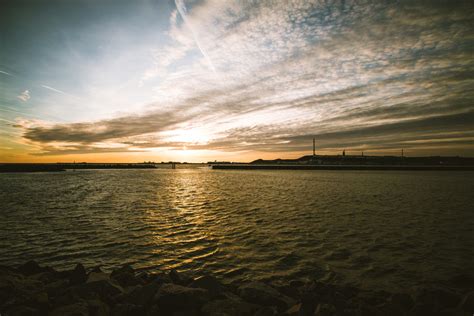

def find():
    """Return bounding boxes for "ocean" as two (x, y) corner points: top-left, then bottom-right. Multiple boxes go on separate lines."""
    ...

(1, 167), (473, 292)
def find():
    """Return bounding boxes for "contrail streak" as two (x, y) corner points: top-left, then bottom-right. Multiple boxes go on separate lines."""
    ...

(41, 85), (68, 95)
(41, 84), (80, 100)
(175, 0), (216, 74)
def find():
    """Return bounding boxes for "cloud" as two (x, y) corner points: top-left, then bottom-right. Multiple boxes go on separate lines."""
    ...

(0, 70), (13, 76)
(17, 90), (30, 102)
(175, 0), (216, 73)
(15, 1), (474, 157)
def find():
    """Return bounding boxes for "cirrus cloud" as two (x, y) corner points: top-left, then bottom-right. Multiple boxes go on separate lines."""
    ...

(14, 0), (474, 158)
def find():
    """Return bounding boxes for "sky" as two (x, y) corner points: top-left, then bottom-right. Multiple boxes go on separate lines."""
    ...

(1, 0), (473, 162)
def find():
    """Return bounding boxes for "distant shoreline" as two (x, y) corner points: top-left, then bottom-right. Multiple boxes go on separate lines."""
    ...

(211, 164), (474, 171)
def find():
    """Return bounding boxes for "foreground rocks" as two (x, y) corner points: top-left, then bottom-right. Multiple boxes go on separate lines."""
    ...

(0, 261), (472, 316)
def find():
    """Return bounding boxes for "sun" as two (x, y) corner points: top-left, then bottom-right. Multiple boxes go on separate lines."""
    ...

(162, 127), (214, 145)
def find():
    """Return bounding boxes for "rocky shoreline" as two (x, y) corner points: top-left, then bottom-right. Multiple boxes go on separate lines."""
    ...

(1, 261), (472, 315)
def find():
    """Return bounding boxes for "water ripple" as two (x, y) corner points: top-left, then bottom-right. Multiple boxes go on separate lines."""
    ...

(0, 169), (473, 293)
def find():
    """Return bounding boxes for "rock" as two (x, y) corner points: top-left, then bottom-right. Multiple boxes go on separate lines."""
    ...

(4, 305), (41, 316)
(338, 285), (359, 300)
(146, 304), (161, 316)
(54, 276), (123, 307)
(254, 305), (277, 316)
(112, 265), (134, 277)
(112, 303), (146, 316)
(238, 281), (295, 312)
(190, 275), (223, 297)
(300, 280), (336, 303)
(69, 263), (87, 285)
(378, 302), (405, 316)
(30, 270), (59, 285)
(269, 281), (301, 300)
(0, 272), (22, 304)
(90, 266), (104, 273)
(390, 292), (414, 311)
(314, 303), (336, 316)
(358, 289), (391, 306)
(17, 261), (43, 276)
(284, 303), (302, 316)
(0, 272), (49, 312)
(416, 288), (461, 310)
(459, 291), (474, 312)
(169, 269), (194, 286)
(84, 278), (124, 303)
(356, 304), (381, 316)
(52, 285), (100, 307)
(408, 303), (434, 315)
(87, 271), (110, 283)
(154, 283), (209, 314)
(121, 281), (161, 306)
(148, 271), (172, 283)
(50, 301), (89, 316)
(111, 265), (141, 288)
(135, 271), (150, 283)
(450, 274), (474, 289)
(289, 280), (305, 288)
(45, 278), (70, 298)
(87, 299), (110, 316)
(201, 298), (258, 316)
(298, 290), (319, 315)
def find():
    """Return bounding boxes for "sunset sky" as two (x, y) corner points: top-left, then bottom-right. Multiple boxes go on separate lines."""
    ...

(1, 0), (473, 162)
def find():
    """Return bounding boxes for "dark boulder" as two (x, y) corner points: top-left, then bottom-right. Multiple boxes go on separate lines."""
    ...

(0, 272), (49, 313)
(17, 261), (43, 276)
(111, 265), (134, 277)
(254, 305), (277, 316)
(416, 288), (461, 311)
(52, 285), (100, 307)
(377, 302), (406, 316)
(4, 305), (41, 316)
(169, 269), (194, 286)
(50, 301), (89, 316)
(201, 298), (258, 316)
(90, 266), (104, 274)
(112, 303), (146, 316)
(238, 281), (295, 312)
(84, 278), (124, 304)
(314, 303), (336, 316)
(111, 265), (141, 288)
(87, 299), (110, 316)
(69, 263), (87, 285)
(459, 291), (474, 312)
(121, 281), (161, 306)
(154, 283), (209, 314)
(390, 292), (414, 311)
(55, 275), (123, 306)
(408, 303), (434, 316)
(269, 280), (302, 300)
(190, 275), (223, 297)
(283, 303), (303, 316)
(45, 278), (70, 298)
(87, 271), (110, 283)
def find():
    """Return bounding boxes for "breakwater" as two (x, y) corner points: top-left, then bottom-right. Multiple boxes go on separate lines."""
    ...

(0, 163), (156, 173)
(1, 261), (473, 315)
